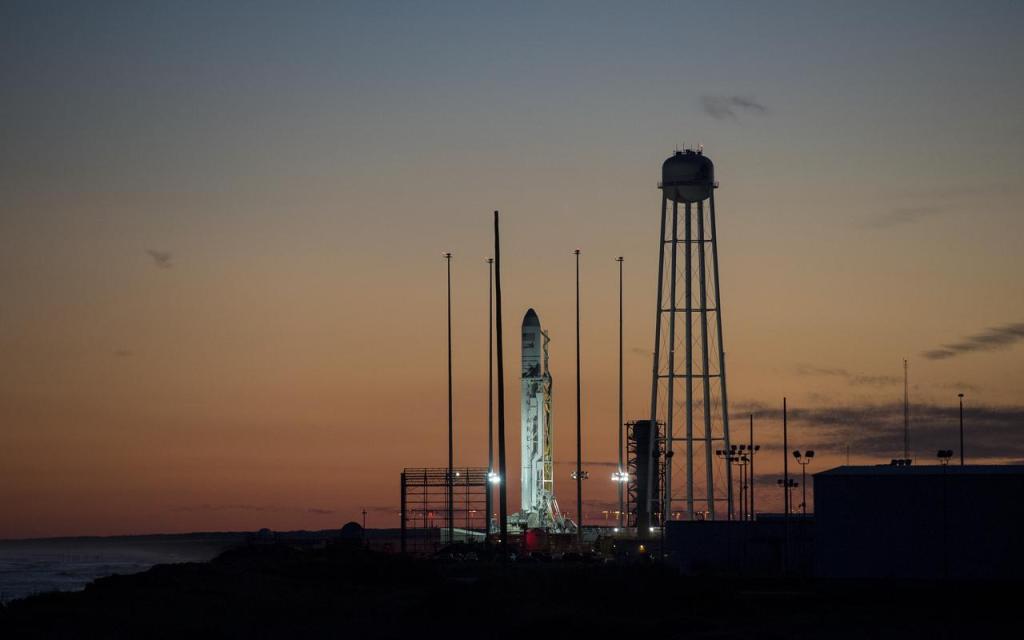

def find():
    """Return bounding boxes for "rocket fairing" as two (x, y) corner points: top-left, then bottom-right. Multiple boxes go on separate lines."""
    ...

(520, 308), (559, 529)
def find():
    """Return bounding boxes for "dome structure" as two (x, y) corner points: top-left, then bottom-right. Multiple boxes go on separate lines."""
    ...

(339, 521), (363, 540)
(661, 150), (714, 203)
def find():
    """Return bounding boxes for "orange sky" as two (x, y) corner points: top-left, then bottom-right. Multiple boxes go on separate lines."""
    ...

(2, 3), (1023, 538)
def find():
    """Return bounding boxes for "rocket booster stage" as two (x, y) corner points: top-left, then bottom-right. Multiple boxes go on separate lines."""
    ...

(520, 308), (559, 528)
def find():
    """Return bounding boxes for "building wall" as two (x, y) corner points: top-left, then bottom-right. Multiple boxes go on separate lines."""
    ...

(814, 467), (1024, 580)
(665, 519), (813, 576)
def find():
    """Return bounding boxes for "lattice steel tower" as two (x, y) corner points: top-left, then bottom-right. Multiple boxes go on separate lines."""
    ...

(647, 149), (732, 522)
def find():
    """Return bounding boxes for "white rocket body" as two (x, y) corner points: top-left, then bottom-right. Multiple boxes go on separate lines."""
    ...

(520, 308), (562, 530)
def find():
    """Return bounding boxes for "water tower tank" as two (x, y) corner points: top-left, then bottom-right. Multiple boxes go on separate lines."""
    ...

(661, 150), (714, 203)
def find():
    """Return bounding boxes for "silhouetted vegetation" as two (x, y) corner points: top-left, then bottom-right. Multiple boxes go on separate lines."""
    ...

(0, 542), (1017, 638)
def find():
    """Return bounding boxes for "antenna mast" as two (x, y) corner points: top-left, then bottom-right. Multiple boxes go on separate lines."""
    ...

(903, 359), (910, 461)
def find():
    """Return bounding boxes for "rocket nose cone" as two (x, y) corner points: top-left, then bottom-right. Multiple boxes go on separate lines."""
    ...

(523, 308), (540, 328)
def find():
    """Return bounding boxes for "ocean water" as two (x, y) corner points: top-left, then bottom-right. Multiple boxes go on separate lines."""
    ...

(0, 537), (234, 603)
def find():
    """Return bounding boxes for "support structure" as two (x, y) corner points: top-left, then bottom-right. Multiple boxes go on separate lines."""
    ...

(648, 150), (732, 527)
(627, 420), (665, 529)
(400, 467), (488, 554)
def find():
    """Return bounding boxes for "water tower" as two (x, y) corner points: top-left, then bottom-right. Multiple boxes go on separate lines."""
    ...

(646, 149), (733, 523)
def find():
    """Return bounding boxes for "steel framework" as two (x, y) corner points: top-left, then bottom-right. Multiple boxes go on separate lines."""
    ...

(627, 420), (665, 528)
(400, 467), (488, 554)
(649, 151), (733, 523)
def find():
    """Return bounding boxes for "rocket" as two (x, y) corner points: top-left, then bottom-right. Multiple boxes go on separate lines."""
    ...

(520, 308), (556, 525)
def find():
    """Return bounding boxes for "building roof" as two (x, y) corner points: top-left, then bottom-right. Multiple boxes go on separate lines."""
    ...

(814, 464), (1024, 478)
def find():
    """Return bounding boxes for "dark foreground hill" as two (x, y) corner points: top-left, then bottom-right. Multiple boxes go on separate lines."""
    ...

(0, 543), (1016, 639)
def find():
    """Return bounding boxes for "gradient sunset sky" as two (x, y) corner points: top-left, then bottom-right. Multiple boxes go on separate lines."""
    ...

(2, 1), (1023, 538)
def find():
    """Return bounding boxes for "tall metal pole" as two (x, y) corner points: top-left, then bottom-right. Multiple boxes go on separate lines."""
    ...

(486, 257), (494, 536)
(697, 201), (715, 519)
(903, 359), (910, 460)
(616, 256), (625, 528)
(749, 414), (755, 520)
(741, 460), (746, 521)
(574, 248), (583, 544)
(646, 195), (668, 540)
(444, 252), (454, 545)
(494, 212), (508, 549)
(958, 393), (965, 466)
(684, 202), (694, 519)
(709, 191), (732, 519)
(665, 203), (678, 525)
(801, 462), (807, 515)
(783, 398), (789, 515)
(400, 472), (407, 553)
(783, 397), (789, 575)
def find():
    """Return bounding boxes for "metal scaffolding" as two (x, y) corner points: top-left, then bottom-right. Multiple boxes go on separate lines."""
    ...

(627, 420), (665, 529)
(400, 467), (488, 554)
(649, 150), (733, 525)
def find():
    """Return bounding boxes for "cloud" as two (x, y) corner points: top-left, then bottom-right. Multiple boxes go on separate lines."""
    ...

(555, 460), (620, 468)
(700, 95), (768, 120)
(113, 349), (133, 358)
(307, 508), (335, 515)
(170, 503), (285, 513)
(146, 249), (173, 269)
(734, 400), (1024, 460)
(923, 322), (1024, 360)
(362, 505), (399, 514)
(864, 205), (944, 228)
(795, 364), (901, 387)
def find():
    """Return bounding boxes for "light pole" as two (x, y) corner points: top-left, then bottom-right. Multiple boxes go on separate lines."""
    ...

(715, 448), (744, 521)
(777, 478), (798, 513)
(443, 251), (454, 545)
(958, 393), (965, 466)
(574, 248), (583, 544)
(733, 446), (751, 522)
(793, 450), (814, 514)
(486, 257), (494, 537)
(616, 256), (625, 528)
(782, 397), (790, 575)
(749, 413), (757, 520)
(747, 416), (760, 521)
(782, 398), (789, 517)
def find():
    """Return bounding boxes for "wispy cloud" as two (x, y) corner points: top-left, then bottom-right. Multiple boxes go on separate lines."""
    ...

(795, 364), (900, 387)
(171, 503), (285, 513)
(146, 249), (173, 269)
(171, 504), (342, 516)
(735, 401), (1024, 460)
(864, 205), (944, 228)
(700, 95), (768, 120)
(555, 460), (620, 468)
(113, 349), (133, 358)
(362, 505), (399, 514)
(924, 322), (1024, 360)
